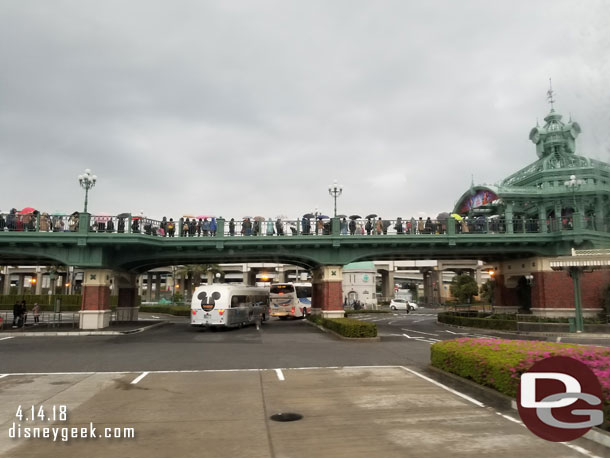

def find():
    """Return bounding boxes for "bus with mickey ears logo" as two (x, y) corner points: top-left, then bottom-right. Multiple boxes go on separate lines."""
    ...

(190, 285), (270, 328)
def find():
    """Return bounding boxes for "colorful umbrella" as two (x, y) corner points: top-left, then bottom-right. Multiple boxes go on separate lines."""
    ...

(196, 215), (213, 220)
(94, 213), (112, 222)
(183, 214), (195, 218)
(317, 215), (330, 219)
(451, 213), (463, 221)
(19, 207), (36, 215)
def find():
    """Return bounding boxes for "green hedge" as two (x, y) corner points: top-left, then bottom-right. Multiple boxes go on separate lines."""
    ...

(308, 315), (377, 338)
(139, 305), (191, 316)
(431, 338), (610, 430)
(345, 309), (390, 315)
(438, 312), (517, 331)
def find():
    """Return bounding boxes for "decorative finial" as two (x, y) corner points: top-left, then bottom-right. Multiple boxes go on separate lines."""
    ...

(546, 78), (555, 111)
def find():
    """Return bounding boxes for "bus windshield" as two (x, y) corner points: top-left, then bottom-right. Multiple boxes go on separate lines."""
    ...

(270, 284), (294, 294)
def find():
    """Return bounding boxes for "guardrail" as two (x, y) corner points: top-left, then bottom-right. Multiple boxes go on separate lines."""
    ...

(2, 213), (608, 237)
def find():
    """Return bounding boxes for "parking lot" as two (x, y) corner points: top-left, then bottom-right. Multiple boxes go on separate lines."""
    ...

(1, 366), (603, 458)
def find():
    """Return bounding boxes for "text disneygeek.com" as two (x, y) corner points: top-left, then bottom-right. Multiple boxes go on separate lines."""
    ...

(9, 422), (135, 442)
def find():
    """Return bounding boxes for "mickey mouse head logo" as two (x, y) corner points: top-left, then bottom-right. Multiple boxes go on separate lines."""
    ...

(198, 291), (221, 311)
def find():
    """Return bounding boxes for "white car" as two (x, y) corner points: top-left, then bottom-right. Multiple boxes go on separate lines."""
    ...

(390, 298), (418, 311)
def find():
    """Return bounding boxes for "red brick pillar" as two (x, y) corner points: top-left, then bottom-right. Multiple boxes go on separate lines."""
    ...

(116, 273), (139, 321)
(79, 269), (112, 329)
(311, 266), (344, 318)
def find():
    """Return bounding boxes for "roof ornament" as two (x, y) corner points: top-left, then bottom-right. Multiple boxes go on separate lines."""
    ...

(547, 78), (555, 111)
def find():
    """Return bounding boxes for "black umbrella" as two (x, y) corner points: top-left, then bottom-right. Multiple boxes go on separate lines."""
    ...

(117, 212), (130, 218)
(317, 215), (330, 219)
(349, 215), (362, 219)
(303, 213), (315, 218)
(382, 220), (392, 229)
(336, 214), (347, 219)
(436, 212), (450, 221)
(365, 213), (377, 219)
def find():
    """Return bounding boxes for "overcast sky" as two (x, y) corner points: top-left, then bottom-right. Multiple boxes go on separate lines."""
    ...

(2, 1), (609, 221)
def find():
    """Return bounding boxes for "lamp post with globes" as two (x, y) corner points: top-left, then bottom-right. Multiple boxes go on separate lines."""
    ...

(564, 174), (584, 229)
(78, 169), (97, 213)
(328, 179), (343, 217)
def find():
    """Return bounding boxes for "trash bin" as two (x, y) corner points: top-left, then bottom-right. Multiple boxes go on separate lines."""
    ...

(568, 317), (576, 333)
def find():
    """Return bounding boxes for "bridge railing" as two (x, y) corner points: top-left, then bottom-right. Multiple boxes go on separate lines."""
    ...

(4, 213), (610, 237)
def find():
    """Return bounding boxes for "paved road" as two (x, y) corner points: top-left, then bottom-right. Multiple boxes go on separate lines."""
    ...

(1, 310), (608, 457)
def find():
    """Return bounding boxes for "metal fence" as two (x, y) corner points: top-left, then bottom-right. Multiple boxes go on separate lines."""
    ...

(2, 213), (609, 237)
(0, 311), (79, 330)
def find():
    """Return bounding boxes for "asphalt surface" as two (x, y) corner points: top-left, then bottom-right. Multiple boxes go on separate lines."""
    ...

(1, 309), (609, 458)
(1, 308), (608, 375)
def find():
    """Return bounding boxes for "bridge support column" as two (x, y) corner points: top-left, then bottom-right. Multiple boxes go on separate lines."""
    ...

(116, 273), (140, 321)
(311, 265), (344, 318)
(380, 270), (395, 301)
(79, 269), (112, 330)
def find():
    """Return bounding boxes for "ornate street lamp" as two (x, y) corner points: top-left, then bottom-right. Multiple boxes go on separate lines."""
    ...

(78, 169), (97, 213)
(564, 174), (584, 210)
(328, 179), (343, 217)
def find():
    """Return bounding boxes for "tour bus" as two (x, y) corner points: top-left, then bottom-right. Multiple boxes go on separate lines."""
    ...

(269, 282), (312, 319)
(191, 285), (270, 328)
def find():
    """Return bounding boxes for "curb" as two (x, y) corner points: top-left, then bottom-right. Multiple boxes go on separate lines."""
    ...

(436, 321), (610, 339)
(426, 365), (610, 449)
(0, 320), (170, 337)
(304, 318), (380, 342)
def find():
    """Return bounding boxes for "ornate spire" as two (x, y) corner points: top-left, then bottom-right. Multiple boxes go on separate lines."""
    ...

(546, 78), (555, 111)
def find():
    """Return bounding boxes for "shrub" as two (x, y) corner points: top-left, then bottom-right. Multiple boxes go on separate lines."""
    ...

(308, 315), (377, 338)
(437, 312), (517, 331)
(450, 274), (479, 303)
(431, 338), (610, 429)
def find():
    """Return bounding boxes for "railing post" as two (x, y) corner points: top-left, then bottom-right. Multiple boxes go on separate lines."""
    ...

(296, 219), (301, 235)
(447, 217), (456, 236)
(216, 218), (225, 237)
(126, 214), (132, 234)
(35, 212), (40, 232)
(572, 212), (583, 231)
(78, 213), (90, 234)
(179, 218), (184, 237)
(331, 217), (340, 235)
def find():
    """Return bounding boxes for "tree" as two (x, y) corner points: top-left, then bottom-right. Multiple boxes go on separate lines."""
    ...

(176, 264), (224, 298)
(480, 280), (495, 305)
(450, 274), (479, 304)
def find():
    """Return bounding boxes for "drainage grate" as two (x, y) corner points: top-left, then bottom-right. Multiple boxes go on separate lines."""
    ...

(269, 412), (303, 422)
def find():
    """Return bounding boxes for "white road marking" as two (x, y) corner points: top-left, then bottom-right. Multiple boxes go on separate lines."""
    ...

(0, 374), (8, 379)
(130, 371), (149, 385)
(399, 366), (486, 407)
(275, 369), (285, 381)
(0, 337), (15, 341)
(151, 315), (160, 319)
(401, 328), (438, 336)
(560, 442), (604, 458)
(495, 411), (522, 425)
(444, 330), (469, 335)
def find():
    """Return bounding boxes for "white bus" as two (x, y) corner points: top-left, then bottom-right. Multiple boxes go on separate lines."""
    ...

(269, 282), (312, 319)
(191, 285), (270, 328)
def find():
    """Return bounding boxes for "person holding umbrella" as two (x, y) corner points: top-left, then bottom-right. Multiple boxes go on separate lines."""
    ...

(376, 217), (383, 235)
(349, 218), (356, 235)
(229, 218), (235, 236)
(340, 217), (348, 235)
(395, 217), (404, 234)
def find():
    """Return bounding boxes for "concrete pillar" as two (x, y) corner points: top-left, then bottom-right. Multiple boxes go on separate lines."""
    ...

(146, 272), (153, 303)
(311, 265), (344, 318)
(116, 273), (140, 321)
(3, 269), (10, 295)
(79, 269), (112, 329)
(155, 273), (161, 301)
(206, 271), (214, 285)
(505, 202), (514, 234)
(380, 270), (395, 300)
(111, 275), (120, 296)
(538, 206), (546, 233)
(35, 272), (42, 295)
(17, 274), (24, 294)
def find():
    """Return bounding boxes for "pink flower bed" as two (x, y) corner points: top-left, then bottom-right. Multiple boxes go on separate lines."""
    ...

(431, 337), (610, 410)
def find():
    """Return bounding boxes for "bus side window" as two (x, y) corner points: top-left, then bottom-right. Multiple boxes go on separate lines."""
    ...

(231, 295), (247, 308)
